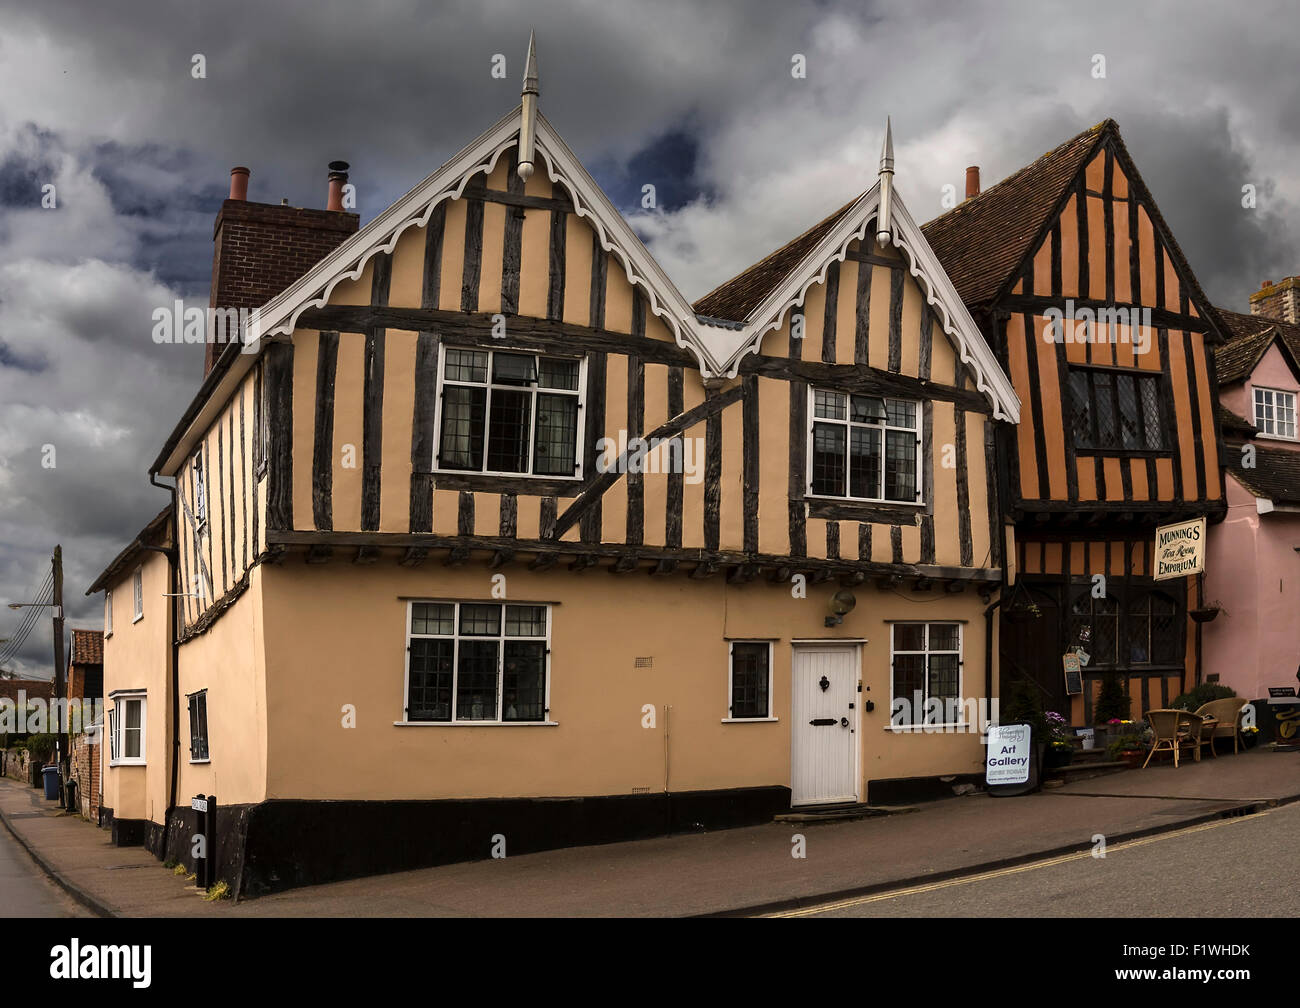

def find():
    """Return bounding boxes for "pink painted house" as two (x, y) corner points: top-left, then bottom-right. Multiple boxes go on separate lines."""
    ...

(1205, 303), (1300, 702)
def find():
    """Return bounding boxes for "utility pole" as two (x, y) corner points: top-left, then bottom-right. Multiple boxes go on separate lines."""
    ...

(52, 544), (66, 809)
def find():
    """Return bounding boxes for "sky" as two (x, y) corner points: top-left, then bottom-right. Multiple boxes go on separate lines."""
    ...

(0, 0), (1297, 676)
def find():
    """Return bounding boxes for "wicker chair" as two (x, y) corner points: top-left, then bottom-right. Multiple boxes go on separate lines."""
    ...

(1143, 709), (1204, 768)
(1195, 697), (1249, 756)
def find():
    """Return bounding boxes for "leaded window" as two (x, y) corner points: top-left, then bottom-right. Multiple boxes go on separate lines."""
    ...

(1067, 366), (1165, 451)
(406, 601), (550, 723)
(436, 348), (583, 477)
(890, 623), (962, 725)
(1069, 581), (1182, 668)
(729, 642), (771, 719)
(810, 389), (920, 503)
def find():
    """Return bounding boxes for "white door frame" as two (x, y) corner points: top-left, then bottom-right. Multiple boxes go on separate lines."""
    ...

(790, 641), (863, 806)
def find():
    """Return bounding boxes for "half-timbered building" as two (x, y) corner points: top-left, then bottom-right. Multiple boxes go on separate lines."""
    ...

(921, 120), (1228, 723)
(89, 48), (1021, 895)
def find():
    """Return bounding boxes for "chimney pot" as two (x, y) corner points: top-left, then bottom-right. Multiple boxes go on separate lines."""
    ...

(229, 166), (250, 201)
(965, 166), (980, 199)
(327, 160), (350, 212)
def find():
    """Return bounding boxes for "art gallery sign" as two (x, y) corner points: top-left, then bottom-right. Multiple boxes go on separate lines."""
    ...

(1153, 517), (1206, 581)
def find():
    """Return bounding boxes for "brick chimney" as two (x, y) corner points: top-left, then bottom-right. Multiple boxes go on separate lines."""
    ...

(206, 164), (360, 376)
(965, 166), (980, 199)
(1249, 276), (1300, 325)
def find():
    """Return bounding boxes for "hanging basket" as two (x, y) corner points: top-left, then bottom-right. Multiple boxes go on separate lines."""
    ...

(1189, 606), (1220, 624)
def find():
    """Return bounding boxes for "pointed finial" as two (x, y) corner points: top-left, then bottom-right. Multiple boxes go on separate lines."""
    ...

(876, 116), (895, 248)
(517, 30), (539, 182)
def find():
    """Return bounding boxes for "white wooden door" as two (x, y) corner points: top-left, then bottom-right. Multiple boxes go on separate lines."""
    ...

(791, 645), (859, 806)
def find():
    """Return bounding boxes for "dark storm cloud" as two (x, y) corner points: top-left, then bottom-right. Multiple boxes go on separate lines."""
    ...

(2, 0), (1300, 674)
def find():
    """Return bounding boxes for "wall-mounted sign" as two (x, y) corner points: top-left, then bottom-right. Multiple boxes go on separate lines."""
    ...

(986, 724), (1031, 785)
(1063, 654), (1083, 696)
(1154, 516), (1206, 581)
(191, 797), (208, 812)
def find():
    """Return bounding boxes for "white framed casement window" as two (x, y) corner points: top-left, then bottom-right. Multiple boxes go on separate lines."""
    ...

(188, 690), (210, 763)
(808, 388), (922, 504)
(432, 346), (586, 479)
(724, 641), (776, 722)
(108, 692), (146, 766)
(104, 589), (113, 639)
(1253, 386), (1298, 440)
(888, 623), (963, 729)
(193, 450), (208, 529)
(132, 567), (143, 623)
(400, 601), (554, 725)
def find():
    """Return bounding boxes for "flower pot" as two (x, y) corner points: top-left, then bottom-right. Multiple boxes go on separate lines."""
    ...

(1189, 607), (1220, 624)
(1119, 750), (1145, 768)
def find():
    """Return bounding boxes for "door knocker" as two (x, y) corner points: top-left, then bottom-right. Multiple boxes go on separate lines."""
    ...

(819, 675), (830, 692)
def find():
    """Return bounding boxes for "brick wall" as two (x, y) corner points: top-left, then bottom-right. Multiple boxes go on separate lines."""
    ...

(205, 199), (359, 375)
(68, 732), (100, 819)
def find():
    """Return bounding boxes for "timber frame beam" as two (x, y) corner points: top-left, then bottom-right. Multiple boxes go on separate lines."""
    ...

(263, 530), (1002, 586)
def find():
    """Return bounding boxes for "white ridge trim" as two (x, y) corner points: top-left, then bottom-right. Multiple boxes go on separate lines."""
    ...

(242, 105), (1019, 424)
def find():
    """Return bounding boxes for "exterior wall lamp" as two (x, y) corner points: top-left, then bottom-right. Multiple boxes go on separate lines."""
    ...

(825, 589), (857, 628)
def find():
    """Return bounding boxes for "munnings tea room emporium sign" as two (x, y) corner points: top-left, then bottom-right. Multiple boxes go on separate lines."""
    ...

(1154, 516), (1206, 582)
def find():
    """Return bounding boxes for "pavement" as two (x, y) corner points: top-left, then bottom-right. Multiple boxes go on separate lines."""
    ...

(0, 745), (1296, 918)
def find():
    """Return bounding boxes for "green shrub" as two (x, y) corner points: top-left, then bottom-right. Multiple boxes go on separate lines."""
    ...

(1000, 677), (1049, 739)
(24, 733), (55, 764)
(1094, 674), (1130, 723)
(1171, 683), (1236, 712)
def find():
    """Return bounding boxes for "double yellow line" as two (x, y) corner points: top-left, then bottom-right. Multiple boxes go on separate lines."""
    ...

(762, 811), (1267, 918)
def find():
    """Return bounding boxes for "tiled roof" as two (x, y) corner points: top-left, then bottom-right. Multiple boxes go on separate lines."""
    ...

(692, 201), (856, 323)
(85, 507), (172, 596)
(70, 628), (103, 666)
(1216, 402), (1256, 438)
(920, 123), (1107, 307)
(1214, 307), (1300, 385)
(1228, 443), (1300, 505)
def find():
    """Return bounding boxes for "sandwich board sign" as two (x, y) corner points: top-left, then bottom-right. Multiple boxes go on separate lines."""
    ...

(1154, 517), (1205, 581)
(985, 724), (1031, 785)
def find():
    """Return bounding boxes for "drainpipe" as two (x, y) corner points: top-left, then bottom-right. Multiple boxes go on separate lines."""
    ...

(984, 521), (1011, 723)
(144, 472), (181, 855)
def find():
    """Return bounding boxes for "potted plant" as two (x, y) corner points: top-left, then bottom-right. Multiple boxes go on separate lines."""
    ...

(1241, 725), (1261, 750)
(1107, 728), (1148, 767)
(1043, 711), (1075, 769)
(1003, 600), (1042, 625)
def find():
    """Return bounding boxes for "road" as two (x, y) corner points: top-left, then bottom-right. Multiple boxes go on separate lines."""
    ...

(0, 820), (89, 917)
(773, 801), (1300, 917)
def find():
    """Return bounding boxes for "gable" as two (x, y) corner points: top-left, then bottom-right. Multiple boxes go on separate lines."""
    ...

(924, 120), (1227, 346)
(1011, 142), (1204, 324)
(690, 182), (1020, 420)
